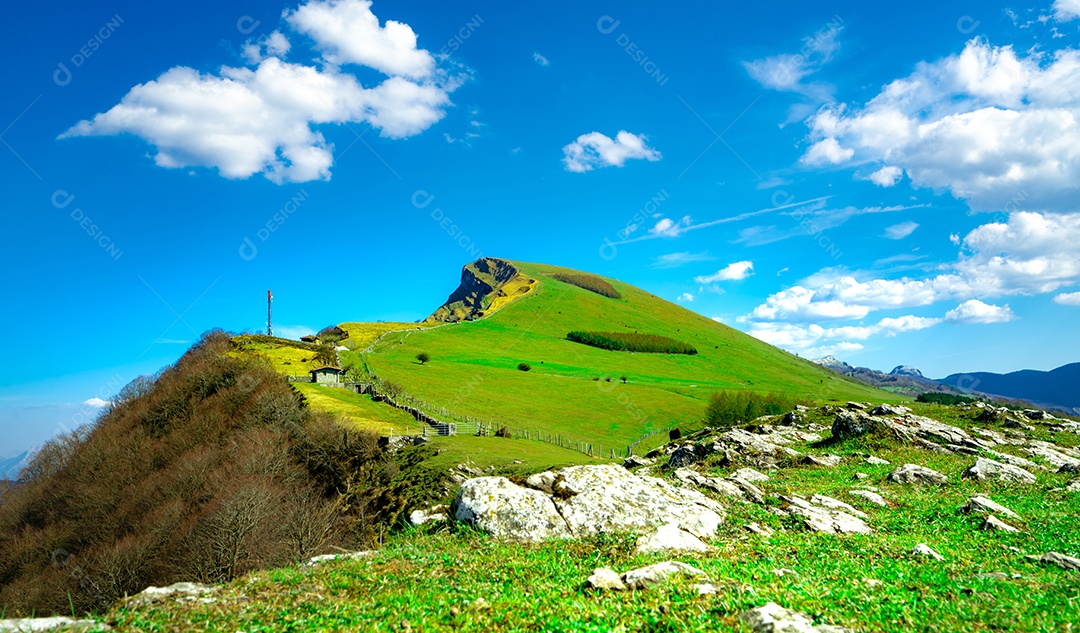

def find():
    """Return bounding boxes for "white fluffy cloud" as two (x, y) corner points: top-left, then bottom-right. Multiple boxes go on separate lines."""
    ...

(61, 0), (459, 183)
(533, 52), (550, 66)
(801, 137), (853, 166)
(944, 299), (1017, 323)
(285, 0), (434, 79)
(677, 292), (694, 303)
(1054, 291), (1080, 305)
(749, 314), (939, 358)
(83, 397), (109, 408)
(695, 261), (754, 283)
(1054, 0), (1080, 21)
(749, 210), (1080, 322)
(867, 165), (903, 187)
(884, 221), (919, 240)
(801, 39), (1080, 211)
(562, 131), (660, 172)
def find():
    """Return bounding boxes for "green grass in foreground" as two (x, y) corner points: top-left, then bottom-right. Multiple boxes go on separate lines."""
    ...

(107, 405), (1080, 632)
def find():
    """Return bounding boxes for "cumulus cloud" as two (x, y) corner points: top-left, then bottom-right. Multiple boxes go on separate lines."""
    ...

(748, 314), (939, 358)
(1054, 0), (1080, 21)
(83, 397), (110, 408)
(884, 221), (919, 240)
(748, 210), (1080, 323)
(242, 30), (291, 64)
(562, 130), (661, 172)
(695, 261), (754, 283)
(799, 38), (1080, 212)
(60, 0), (460, 183)
(533, 52), (550, 66)
(285, 0), (434, 79)
(867, 165), (903, 187)
(944, 299), (1017, 323)
(801, 137), (853, 166)
(1054, 291), (1080, 305)
(677, 292), (694, 302)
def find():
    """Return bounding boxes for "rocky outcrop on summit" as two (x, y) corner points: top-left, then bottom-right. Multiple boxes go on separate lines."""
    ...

(427, 257), (534, 322)
(454, 464), (724, 542)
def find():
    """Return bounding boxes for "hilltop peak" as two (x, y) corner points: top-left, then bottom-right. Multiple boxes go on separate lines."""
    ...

(427, 258), (536, 323)
(890, 365), (924, 378)
(812, 355), (854, 373)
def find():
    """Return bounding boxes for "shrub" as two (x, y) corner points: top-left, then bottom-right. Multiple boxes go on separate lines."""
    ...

(566, 331), (697, 355)
(551, 273), (621, 299)
(916, 392), (975, 405)
(620, 376), (628, 384)
(704, 390), (802, 430)
(416, 352), (430, 365)
(494, 426), (511, 438)
(517, 362), (531, 372)
(0, 330), (407, 617)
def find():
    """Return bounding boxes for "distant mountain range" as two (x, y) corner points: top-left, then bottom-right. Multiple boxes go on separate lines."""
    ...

(811, 356), (957, 397)
(813, 356), (1079, 414)
(937, 363), (1080, 413)
(0, 450), (30, 481)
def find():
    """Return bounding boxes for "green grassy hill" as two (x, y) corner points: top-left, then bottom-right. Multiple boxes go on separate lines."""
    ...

(361, 259), (895, 452)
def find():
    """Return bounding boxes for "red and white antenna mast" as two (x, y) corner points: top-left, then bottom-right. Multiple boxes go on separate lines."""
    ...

(267, 290), (273, 337)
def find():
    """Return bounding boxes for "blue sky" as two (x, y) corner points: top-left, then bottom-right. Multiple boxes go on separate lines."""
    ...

(3, 0), (1080, 455)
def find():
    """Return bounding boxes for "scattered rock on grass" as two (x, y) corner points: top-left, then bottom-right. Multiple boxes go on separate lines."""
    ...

(733, 467), (770, 483)
(888, 464), (948, 485)
(635, 523), (711, 555)
(623, 455), (654, 470)
(982, 515), (1020, 533)
(409, 505), (449, 526)
(801, 454), (843, 467)
(849, 489), (887, 507)
(586, 567), (626, 591)
(959, 495), (1019, 520)
(1026, 552), (1080, 572)
(554, 465), (725, 538)
(455, 477), (570, 540)
(964, 458), (1037, 485)
(621, 561), (707, 590)
(809, 494), (868, 519)
(909, 543), (945, 561)
(745, 522), (775, 537)
(0, 617), (104, 632)
(124, 581), (218, 607)
(740, 601), (852, 633)
(783, 495), (872, 534)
